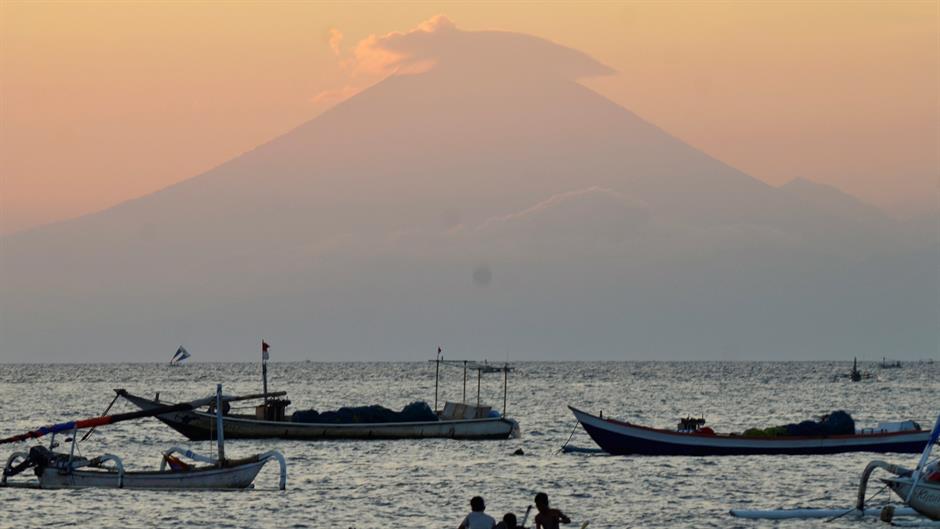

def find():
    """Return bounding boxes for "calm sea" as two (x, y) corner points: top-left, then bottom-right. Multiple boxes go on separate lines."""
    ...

(0, 361), (936, 528)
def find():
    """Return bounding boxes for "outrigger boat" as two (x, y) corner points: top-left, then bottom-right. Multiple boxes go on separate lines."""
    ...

(569, 406), (931, 456)
(864, 414), (940, 521)
(118, 349), (519, 441)
(1, 385), (286, 490)
(169, 345), (191, 365)
(730, 414), (940, 521)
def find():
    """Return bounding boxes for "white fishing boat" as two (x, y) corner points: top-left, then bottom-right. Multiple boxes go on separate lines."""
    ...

(1, 385), (286, 490)
(4, 447), (283, 490)
(119, 348), (520, 441)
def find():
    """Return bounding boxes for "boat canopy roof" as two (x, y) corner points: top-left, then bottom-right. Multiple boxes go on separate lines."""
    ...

(435, 359), (513, 373)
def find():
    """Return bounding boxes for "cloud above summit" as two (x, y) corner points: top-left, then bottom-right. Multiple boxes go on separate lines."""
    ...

(314, 15), (615, 104)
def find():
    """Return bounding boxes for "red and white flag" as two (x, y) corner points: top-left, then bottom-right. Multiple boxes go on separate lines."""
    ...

(262, 340), (270, 361)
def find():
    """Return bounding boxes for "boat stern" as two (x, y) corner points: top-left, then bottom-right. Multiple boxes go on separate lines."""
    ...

(507, 417), (521, 439)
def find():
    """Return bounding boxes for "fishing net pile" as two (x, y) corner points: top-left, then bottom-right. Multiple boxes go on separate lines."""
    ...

(742, 410), (855, 437)
(291, 401), (438, 424)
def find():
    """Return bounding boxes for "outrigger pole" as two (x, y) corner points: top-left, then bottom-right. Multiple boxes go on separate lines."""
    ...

(0, 395), (219, 445)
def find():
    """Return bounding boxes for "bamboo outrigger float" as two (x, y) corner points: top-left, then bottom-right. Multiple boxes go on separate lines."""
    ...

(1, 385), (286, 490)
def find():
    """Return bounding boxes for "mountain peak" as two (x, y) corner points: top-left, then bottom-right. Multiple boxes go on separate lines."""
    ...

(0, 21), (934, 361)
(354, 16), (616, 81)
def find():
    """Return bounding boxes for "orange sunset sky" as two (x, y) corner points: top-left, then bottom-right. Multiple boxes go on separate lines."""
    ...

(1, 1), (937, 236)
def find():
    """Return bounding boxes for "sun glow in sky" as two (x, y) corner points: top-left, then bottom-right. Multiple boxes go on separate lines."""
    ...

(1, 1), (936, 235)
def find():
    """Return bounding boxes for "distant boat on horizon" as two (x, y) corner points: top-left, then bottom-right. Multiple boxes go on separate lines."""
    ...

(169, 346), (191, 366)
(831, 357), (873, 382)
(880, 356), (902, 369)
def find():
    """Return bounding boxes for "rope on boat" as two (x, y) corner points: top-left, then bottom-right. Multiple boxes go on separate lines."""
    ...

(80, 393), (122, 442)
(558, 420), (583, 454)
(824, 484), (888, 523)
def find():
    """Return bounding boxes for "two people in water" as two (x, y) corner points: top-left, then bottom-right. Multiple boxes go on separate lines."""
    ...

(458, 493), (570, 529)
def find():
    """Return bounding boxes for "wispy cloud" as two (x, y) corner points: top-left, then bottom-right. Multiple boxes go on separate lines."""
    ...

(349, 14), (455, 76)
(312, 15), (456, 105)
(328, 28), (343, 56)
(312, 14), (611, 106)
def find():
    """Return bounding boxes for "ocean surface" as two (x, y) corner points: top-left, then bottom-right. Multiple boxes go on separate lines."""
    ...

(0, 361), (936, 528)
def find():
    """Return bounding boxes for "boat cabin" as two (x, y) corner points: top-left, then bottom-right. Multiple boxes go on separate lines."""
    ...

(255, 398), (291, 421)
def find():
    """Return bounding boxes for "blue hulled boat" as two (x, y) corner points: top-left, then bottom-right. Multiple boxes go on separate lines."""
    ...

(569, 406), (931, 456)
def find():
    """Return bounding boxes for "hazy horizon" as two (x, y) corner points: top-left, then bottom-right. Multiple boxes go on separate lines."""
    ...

(0, 358), (932, 365)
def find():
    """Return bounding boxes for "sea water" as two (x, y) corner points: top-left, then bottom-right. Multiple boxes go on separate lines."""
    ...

(0, 361), (936, 528)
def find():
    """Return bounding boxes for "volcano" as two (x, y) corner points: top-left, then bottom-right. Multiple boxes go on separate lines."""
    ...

(1, 22), (936, 361)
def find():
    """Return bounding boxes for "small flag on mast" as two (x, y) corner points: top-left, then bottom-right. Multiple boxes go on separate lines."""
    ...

(262, 340), (270, 361)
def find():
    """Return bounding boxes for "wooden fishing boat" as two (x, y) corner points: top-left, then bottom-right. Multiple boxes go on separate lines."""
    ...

(569, 406), (931, 456)
(118, 349), (520, 441)
(1, 385), (286, 490)
(118, 389), (519, 440)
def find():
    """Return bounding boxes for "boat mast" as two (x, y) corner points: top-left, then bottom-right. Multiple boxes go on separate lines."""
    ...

(261, 340), (270, 405)
(502, 363), (508, 417)
(434, 346), (441, 412)
(262, 362), (268, 404)
(476, 367), (481, 407)
(215, 384), (225, 463)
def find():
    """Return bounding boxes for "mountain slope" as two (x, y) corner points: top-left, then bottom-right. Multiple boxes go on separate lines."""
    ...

(1, 27), (934, 361)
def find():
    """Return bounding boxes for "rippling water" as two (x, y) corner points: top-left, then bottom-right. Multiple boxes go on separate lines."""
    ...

(0, 361), (936, 528)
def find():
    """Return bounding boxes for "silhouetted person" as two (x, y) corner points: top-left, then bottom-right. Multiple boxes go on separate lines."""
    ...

(534, 493), (570, 529)
(495, 512), (520, 529)
(459, 496), (496, 529)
